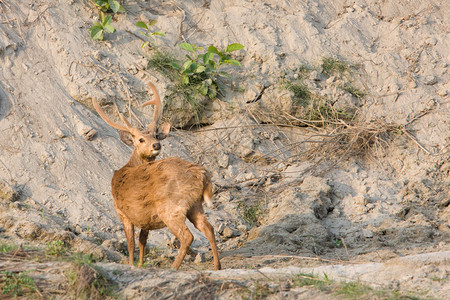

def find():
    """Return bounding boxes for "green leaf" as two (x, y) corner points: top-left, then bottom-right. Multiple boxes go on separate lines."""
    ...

(142, 41), (149, 48)
(171, 62), (181, 70)
(223, 59), (241, 66)
(148, 19), (158, 26)
(203, 52), (215, 64)
(208, 85), (217, 99)
(207, 60), (217, 70)
(226, 43), (244, 52)
(198, 84), (208, 96)
(182, 74), (190, 85)
(188, 62), (200, 72)
(94, 0), (108, 7)
(117, 5), (125, 13)
(219, 71), (232, 78)
(139, 31), (149, 38)
(103, 15), (113, 26)
(103, 24), (115, 33)
(208, 45), (220, 55)
(99, 11), (106, 23)
(109, 0), (120, 13)
(194, 65), (206, 73)
(136, 21), (148, 29)
(152, 31), (166, 37)
(90, 27), (104, 40)
(179, 43), (195, 53)
(183, 60), (194, 71)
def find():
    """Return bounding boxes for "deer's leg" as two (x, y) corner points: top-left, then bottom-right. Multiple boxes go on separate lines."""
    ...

(161, 213), (193, 270)
(122, 217), (135, 266)
(187, 204), (221, 270)
(138, 229), (149, 267)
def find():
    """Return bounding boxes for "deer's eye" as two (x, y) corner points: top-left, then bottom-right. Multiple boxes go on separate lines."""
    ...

(139, 138), (145, 143)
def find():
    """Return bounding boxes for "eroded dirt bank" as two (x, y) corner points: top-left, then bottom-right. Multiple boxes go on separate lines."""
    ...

(0, 0), (448, 298)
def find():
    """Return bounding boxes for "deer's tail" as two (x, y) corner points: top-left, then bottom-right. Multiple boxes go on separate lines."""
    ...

(203, 180), (214, 208)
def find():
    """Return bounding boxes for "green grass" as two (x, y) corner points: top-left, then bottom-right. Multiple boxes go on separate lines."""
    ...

(293, 273), (330, 290)
(147, 50), (180, 82)
(46, 240), (69, 257)
(0, 242), (18, 253)
(237, 200), (265, 227)
(321, 56), (350, 76)
(339, 83), (365, 98)
(334, 281), (373, 298)
(285, 82), (311, 106)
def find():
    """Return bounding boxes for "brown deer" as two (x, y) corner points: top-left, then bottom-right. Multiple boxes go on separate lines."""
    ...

(92, 82), (221, 270)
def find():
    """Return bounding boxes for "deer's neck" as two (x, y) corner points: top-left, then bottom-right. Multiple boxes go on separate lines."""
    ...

(125, 150), (156, 168)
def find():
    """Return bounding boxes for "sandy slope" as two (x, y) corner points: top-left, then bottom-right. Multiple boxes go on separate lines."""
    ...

(0, 0), (448, 298)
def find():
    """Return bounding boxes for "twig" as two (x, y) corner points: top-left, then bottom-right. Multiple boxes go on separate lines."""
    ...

(402, 129), (433, 155)
(186, 264), (203, 274)
(341, 238), (350, 261)
(256, 269), (272, 280)
(125, 29), (146, 42)
(248, 255), (361, 264)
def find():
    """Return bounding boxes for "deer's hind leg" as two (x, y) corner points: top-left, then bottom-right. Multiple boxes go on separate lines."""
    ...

(160, 211), (194, 270)
(138, 229), (149, 267)
(187, 203), (221, 270)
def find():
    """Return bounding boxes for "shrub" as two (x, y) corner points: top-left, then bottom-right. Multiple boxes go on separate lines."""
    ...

(136, 19), (166, 48)
(171, 42), (244, 99)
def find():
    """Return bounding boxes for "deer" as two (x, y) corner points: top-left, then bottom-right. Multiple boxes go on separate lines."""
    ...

(92, 82), (221, 270)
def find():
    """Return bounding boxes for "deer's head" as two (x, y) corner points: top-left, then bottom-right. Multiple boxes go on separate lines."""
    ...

(93, 82), (170, 163)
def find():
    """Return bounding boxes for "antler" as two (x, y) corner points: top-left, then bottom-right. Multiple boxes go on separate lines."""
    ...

(142, 82), (162, 133)
(92, 98), (131, 132)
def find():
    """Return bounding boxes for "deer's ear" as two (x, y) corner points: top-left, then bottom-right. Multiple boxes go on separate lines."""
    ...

(119, 130), (134, 146)
(157, 122), (171, 140)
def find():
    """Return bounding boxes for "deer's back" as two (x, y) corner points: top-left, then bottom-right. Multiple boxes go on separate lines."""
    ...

(111, 157), (211, 230)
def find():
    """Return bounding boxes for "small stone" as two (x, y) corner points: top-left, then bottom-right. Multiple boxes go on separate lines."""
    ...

(222, 227), (234, 238)
(217, 223), (226, 234)
(326, 75), (336, 84)
(425, 37), (438, 45)
(408, 80), (417, 89)
(83, 129), (97, 141)
(280, 281), (291, 291)
(237, 224), (248, 232)
(309, 70), (322, 81)
(354, 195), (368, 206)
(439, 198), (450, 208)
(76, 120), (97, 140)
(194, 252), (206, 264)
(423, 75), (437, 85)
(55, 128), (67, 138)
(222, 226), (241, 238)
(362, 229), (374, 238)
(437, 89), (448, 97)
(217, 152), (229, 168)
